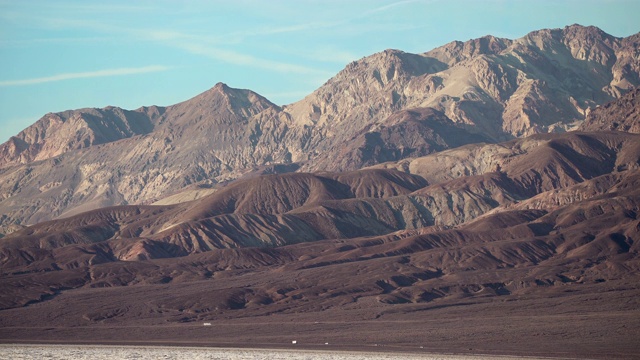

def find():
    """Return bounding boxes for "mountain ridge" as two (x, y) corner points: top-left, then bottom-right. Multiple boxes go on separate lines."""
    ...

(2, 130), (637, 266)
(0, 25), (640, 232)
(1, 25), (638, 235)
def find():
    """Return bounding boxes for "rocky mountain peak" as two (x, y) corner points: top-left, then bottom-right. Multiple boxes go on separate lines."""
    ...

(0, 106), (156, 168)
(283, 48), (448, 137)
(517, 24), (619, 66)
(561, 24), (618, 66)
(323, 49), (447, 93)
(424, 35), (512, 65)
(168, 82), (279, 124)
(562, 23), (614, 40)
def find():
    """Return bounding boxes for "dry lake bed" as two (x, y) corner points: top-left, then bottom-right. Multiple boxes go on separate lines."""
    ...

(0, 344), (571, 360)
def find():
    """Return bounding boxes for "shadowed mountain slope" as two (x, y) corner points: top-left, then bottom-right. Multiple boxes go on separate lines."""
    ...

(307, 107), (491, 172)
(579, 86), (640, 133)
(2, 132), (638, 273)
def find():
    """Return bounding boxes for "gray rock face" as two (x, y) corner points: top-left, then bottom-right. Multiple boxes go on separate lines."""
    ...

(0, 25), (639, 233)
(579, 87), (640, 133)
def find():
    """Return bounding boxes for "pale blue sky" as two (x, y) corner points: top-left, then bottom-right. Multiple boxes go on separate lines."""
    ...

(1, 0), (638, 143)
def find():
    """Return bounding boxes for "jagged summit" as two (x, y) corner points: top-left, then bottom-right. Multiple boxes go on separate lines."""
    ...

(0, 84), (280, 170)
(171, 82), (277, 113)
(424, 35), (512, 64)
(159, 82), (279, 129)
(562, 23), (617, 38)
(0, 106), (158, 168)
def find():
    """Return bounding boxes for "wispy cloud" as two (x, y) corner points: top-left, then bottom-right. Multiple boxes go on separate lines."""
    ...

(132, 25), (345, 74)
(9, 14), (335, 75)
(0, 65), (171, 86)
(179, 43), (333, 76)
(40, 3), (157, 13)
(230, 22), (339, 39)
(279, 46), (361, 65)
(1, 36), (117, 46)
(364, 0), (425, 16)
(1, 1), (425, 80)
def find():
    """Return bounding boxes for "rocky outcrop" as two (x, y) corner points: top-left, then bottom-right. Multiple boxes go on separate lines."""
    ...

(288, 24), (640, 146)
(579, 87), (640, 133)
(302, 107), (491, 172)
(0, 106), (161, 168)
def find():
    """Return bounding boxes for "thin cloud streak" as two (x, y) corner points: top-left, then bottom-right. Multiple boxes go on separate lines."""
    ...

(0, 65), (171, 86)
(12, 15), (336, 74)
(1, 36), (117, 46)
(179, 43), (333, 76)
(233, 21), (340, 39)
(40, 3), (157, 13)
(2, 3), (418, 80)
(364, 0), (425, 15)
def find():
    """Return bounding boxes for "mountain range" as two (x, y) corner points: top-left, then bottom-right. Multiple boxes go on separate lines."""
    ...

(1, 24), (639, 233)
(1, 24), (639, 358)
